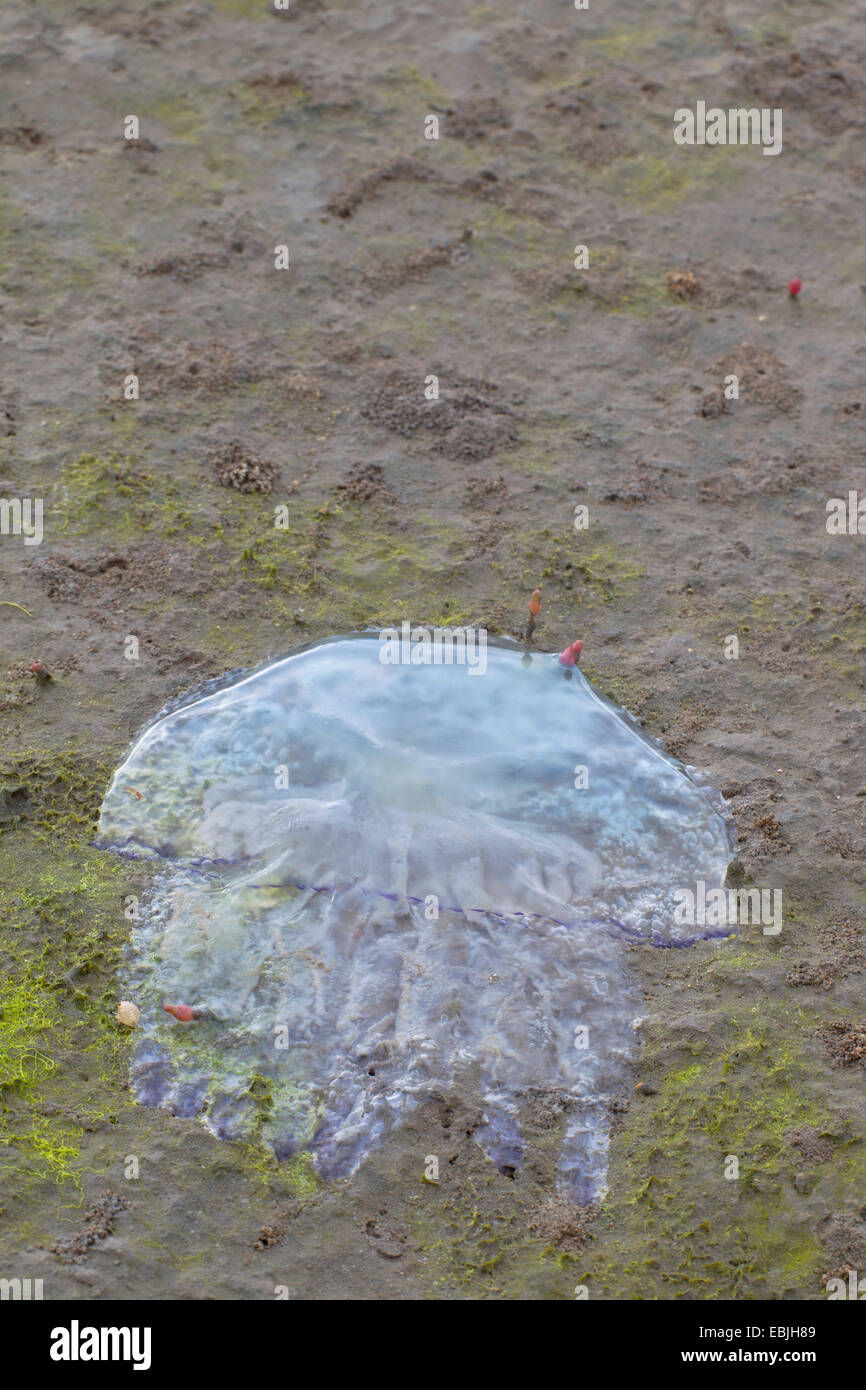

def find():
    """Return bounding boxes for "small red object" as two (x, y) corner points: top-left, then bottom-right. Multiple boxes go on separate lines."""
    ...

(163, 1003), (196, 1022)
(529, 589), (541, 618)
(788, 277), (801, 296)
(558, 640), (584, 668)
(29, 661), (52, 682)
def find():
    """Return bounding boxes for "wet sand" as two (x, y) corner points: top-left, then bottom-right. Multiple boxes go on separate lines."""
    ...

(1, 0), (865, 1299)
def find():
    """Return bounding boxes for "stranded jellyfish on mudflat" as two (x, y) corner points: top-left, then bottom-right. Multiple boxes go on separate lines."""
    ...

(96, 632), (733, 1202)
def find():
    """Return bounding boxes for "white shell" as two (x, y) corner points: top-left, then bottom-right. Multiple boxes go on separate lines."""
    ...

(116, 1000), (140, 1028)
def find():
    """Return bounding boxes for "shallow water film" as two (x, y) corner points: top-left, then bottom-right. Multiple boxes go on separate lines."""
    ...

(96, 634), (732, 1201)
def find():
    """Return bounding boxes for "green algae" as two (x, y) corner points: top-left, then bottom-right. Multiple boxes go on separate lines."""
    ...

(0, 196), (97, 297)
(585, 25), (666, 62)
(45, 451), (489, 654)
(381, 64), (452, 109)
(149, 92), (215, 146)
(0, 967), (87, 1192)
(0, 977), (56, 1096)
(576, 1006), (834, 1298)
(226, 496), (480, 630)
(56, 453), (168, 538)
(232, 78), (311, 129)
(236, 1137), (321, 1201)
(472, 206), (561, 266)
(601, 146), (746, 214)
(373, 896), (845, 1301)
(507, 521), (643, 608)
(411, 1173), (541, 1296)
(728, 590), (866, 698)
(0, 749), (142, 1199)
(210, 0), (278, 16)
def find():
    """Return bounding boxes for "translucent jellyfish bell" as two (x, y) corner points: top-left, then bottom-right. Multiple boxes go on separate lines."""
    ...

(96, 632), (733, 1202)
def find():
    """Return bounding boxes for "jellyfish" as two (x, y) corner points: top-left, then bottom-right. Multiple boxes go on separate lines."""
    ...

(95, 632), (733, 1202)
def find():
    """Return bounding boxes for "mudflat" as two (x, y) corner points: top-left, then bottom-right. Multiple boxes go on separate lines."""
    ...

(1, 0), (865, 1300)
